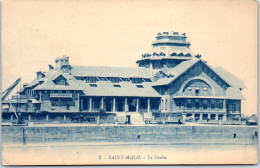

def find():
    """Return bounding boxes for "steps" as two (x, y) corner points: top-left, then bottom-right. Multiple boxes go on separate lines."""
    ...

(128, 113), (145, 125)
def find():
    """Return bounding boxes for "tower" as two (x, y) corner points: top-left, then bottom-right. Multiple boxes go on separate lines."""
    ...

(55, 55), (70, 69)
(137, 32), (196, 76)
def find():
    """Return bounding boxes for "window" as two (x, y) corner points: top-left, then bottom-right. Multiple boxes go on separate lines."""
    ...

(143, 78), (152, 82)
(160, 52), (166, 56)
(58, 79), (66, 85)
(109, 77), (120, 83)
(171, 52), (177, 56)
(219, 100), (223, 109)
(187, 99), (192, 109)
(195, 100), (200, 109)
(203, 100), (208, 109)
(113, 84), (121, 88)
(195, 89), (200, 96)
(89, 84), (97, 87)
(177, 100), (182, 109)
(232, 104), (236, 112)
(178, 53), (184, 56)
(136, 85), (144, 88)
(121, 78), (130, 82)
(131, 78), (143, 84)
(86, 77), (97, 83)
(98, 77), (107, 81)
(185, 53), (191, 57)
(153, 52), (159, 56)
(211, 101), (215, 109)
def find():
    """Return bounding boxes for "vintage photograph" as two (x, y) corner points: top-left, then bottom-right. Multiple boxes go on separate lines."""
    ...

(1, 0), (258, 165)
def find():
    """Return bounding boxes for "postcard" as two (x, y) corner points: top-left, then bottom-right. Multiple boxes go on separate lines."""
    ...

(1, 0), (258, 165)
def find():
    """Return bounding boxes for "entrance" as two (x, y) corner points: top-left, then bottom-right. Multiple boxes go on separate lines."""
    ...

(126, 115), (131, 124)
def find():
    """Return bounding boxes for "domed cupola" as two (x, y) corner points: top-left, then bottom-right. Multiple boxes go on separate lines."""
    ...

(137, 32), (196, 74)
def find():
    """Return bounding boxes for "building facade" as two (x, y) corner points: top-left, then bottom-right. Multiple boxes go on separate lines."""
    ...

(2, 32), (246, 124)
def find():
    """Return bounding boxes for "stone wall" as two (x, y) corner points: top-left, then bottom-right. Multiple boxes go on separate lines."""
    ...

(2, 125), (258, 145)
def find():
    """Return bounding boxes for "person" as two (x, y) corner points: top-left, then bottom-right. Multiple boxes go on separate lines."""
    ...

(178, 119), (182, 125)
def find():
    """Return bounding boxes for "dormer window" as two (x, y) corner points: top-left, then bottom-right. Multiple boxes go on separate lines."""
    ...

(136, 85), (144, 88)
(131, 78), (143, 84)
(113, 84), (121, 88)
(89, 84), (97, 87)
(86, 77), (97, 83)
(185, 53), (191, 57)
(171, 52), (177, 56)
(53, 75), (68, 86)
(153, 52), (159, 56)
(109, 77), (120, 83)
(160, 52), (166, 56)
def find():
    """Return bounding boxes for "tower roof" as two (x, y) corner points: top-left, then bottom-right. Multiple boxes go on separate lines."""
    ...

(137, 31), (195, 63)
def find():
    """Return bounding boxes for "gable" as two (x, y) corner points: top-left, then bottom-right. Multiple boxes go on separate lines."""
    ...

(53, 75), (68, 86)
(153, 59), (231, 88)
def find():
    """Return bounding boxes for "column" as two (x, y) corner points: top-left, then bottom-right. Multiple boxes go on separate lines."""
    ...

(164, 96), (166, 112)
(192, 113), (195, 119)
(199, 113), (203, 120)
(238, 115), (241, 121)
(223, 99), (226, 112)
(223, 114), (227, 121)
(125, 98), (128, 112)
(97, 115), (100, 125)
(77, 92), (80, 111)
(64, 115), (66, 121)
(10, 114), (13, 121)
(113, 98), (116, 112)
(182, 114), (186, 121)
(216, 114), (219, 120)
(101, 97), (104, 110)
(46, 114), (49, 121)
(39, 91), (42, 102)
(89, 97), (92, 112)
(136, 98), (139, 113)
(29, 115), (31, 121)
(147, 98), (150, 113)
(80, 99), (83, 110)
(207, 114), (210, 120)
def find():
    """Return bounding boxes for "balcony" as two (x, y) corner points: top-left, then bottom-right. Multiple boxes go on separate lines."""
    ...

(50, 93), (73, 98)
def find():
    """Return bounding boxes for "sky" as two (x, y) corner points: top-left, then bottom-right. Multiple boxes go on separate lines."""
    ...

(2, 0), (258, 115)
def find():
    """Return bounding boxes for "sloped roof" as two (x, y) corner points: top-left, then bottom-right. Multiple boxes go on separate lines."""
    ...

(71, 66), (152, 78)
(34, 71), (83, 91)
(226, 87), (245, 100)
(76, 80), (161, 97)
(152, 59), (199, 86)
(210, 66), (246, 89)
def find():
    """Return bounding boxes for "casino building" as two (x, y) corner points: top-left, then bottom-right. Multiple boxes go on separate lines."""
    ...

(2, 32), (246, 124)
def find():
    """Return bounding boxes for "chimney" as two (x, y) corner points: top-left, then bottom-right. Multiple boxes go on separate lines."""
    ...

(49, 64), (54, 71)
(36, 71), (45, 80)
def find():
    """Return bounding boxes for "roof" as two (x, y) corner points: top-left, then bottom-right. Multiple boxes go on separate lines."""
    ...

(210, 66), (246, 89)
(34, 71), (83, 91)
(70, 66), (152, 78)
(76, 80), (161, 97)
(152, 59), (199, 86)
(226, 87), (245, 100)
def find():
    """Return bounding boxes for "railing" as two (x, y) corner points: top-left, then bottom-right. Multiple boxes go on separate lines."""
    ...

(230, 111), (241, 114)
(50, 93), (73, 98)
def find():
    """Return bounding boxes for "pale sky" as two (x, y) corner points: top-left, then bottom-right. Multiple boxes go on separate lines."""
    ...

(2, 0), (258, 115)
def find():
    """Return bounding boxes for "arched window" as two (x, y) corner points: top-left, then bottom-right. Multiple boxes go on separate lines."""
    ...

(183, 79), (212, 96)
